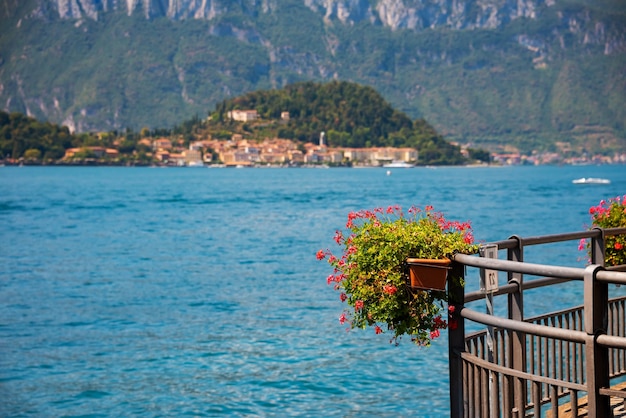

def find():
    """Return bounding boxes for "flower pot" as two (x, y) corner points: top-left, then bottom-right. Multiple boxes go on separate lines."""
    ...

(406, 258), (451, 291)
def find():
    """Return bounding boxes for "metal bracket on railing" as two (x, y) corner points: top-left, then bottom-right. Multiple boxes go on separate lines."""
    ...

(480, 244), (499, 294)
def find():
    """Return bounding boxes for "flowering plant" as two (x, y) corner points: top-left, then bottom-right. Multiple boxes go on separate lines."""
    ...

(579, 196), (626, 267)
(317, 205), (478, 345)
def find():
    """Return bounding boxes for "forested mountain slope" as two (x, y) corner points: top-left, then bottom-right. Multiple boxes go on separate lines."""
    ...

(0, 0), (624, 154)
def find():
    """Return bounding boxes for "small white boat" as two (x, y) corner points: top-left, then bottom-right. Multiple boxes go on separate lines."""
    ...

(382, 161), (415, 168)
(572, 177), (611, 185)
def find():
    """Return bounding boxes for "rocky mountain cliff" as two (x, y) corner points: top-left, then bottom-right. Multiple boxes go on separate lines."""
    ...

(1, 0), (625, 152)
(51, 0), (548, 28)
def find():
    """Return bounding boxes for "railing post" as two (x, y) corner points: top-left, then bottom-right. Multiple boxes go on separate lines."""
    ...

(584, 264), (611, 417)
(508, 235), (526, 416)
(591, 227), (606, 266)
(449, 260), (466, 418)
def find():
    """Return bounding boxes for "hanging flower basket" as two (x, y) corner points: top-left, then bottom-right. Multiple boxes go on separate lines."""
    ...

(318, 205), (478, 345)
(406, 258), (452, 290)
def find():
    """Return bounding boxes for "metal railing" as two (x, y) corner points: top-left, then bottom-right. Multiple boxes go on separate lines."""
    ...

(448, 227), (626, 418)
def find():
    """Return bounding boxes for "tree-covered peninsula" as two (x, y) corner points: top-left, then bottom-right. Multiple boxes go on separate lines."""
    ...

(206, 81), (467, 165)
(1, 81), (476, 166)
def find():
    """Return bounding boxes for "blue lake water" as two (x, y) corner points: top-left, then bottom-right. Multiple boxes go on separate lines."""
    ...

(1, 165), (625, 417)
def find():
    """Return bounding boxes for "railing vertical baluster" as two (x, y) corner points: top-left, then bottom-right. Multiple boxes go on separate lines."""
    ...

(565, 313), (572, 384)
(498, 330), (504, 417)
(473, 350), (483, 417)
(533, 381), (541, 417)
(468, 360), (474, 417)
(478, 335), (486, 417)
(463, 360), (469, 418)
(570, 389), (579, 416)
(481, 363), (489, 418)
(550, 384), (558, 416)
(536, 332), (541, 405)
(502, 329), (511, 417)
(529, 333), (535, 411)
(556, 316), (561, 384)
(549, 328), (553, 401)
(610, 302), (616, 377)
(548, 317), (560, 379)
(620, 301), (624, 374)
(576, 309), (585, 385)
(493, 368), (501, 418)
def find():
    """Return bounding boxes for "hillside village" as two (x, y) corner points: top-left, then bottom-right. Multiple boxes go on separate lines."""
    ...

(62, 132), (419, 167)
(4, 105), (624, 167)
(61, 108), (421, 167)
(61, 109), (626, 167)
(60, 132), (626, 167)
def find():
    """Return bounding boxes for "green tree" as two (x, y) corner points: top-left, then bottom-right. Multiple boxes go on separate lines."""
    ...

(23, 149), (41, 160)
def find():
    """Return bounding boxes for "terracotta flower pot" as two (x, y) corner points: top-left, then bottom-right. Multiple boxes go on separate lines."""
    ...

(406, 258), (451, 290)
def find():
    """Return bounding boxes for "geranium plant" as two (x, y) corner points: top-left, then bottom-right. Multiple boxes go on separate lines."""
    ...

(317, 205), (478, 345)
(579, 196), (626, 267)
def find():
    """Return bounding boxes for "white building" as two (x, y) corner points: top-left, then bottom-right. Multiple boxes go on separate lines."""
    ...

(227, 110), (258, 122)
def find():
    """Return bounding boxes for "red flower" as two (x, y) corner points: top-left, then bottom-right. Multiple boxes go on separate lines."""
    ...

(448, 305), (456, 314)
(339, 313), (346, 324)
(316, 250), (326, 260)
(449, 319), (458, 330)
(340, 293), (347, 302)
(433, 315), (446, 329)
(375, 325), (383, 334)
(354, 300), (364, 310)
(430, 329), (440, 339)
(383, 284), (397, 295)
(615, 242), (624, 250)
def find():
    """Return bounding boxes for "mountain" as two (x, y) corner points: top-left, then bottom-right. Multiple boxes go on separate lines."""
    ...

(0, 0), (625, 154)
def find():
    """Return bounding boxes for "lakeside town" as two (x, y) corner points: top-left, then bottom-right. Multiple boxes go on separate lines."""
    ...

(4, 133), (625, 167)
(3, 109), (625, 167)
(53, 133), (626, 167)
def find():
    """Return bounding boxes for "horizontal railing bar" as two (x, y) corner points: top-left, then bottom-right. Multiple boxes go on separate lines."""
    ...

(454, 254), (584, 279)
(519, 276), (572, 291)
(596, 334), (626, 349)
(465, 282), (518, 303)
(599, 387), (626, 398)
(454, 254), (626, 285)
(602, 226), (626, 237)
(489, 227), (626, 250)
(464, 276), (572, 303)
(461, 307), (588, 343)
(459, 351), (587, 392)
(525, 304), (584, 324)
(597, 270), (626, 285)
